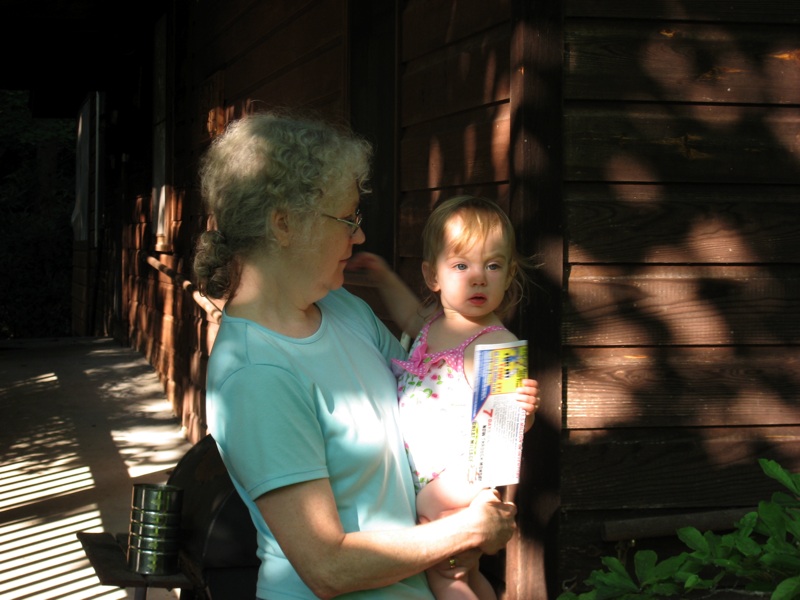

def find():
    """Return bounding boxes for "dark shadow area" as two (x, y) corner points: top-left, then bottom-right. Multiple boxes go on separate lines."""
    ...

(0, 91), (75, 339)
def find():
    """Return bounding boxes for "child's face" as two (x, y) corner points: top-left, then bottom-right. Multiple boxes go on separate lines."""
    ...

(424, 216), (513, 320)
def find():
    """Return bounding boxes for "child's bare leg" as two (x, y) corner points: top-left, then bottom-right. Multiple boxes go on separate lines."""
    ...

(418, 474), (497, 599)
(416, 470), (483, 523)
(425, 565), (497, 600)
(468, 568), (497, 600)
(426, 568), (479, 600)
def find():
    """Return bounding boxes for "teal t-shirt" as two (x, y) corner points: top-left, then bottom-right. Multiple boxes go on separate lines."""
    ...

(206, 287), (434, 599)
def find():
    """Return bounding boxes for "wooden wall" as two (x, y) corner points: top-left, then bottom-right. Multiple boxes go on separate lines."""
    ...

(559, 0), (800, 592)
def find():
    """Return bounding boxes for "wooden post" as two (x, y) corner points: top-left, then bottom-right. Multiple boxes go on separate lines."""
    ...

(507, 0), (563, 597)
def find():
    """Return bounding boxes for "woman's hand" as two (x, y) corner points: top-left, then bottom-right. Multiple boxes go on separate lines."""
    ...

(344, 251), (392, 286)
(516, 378), (540, 433)
(467, 488), (517, 555)
(346, 251), (428, 338)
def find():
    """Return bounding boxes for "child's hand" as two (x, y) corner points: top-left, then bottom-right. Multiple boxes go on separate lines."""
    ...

(517, 378), (540, 432)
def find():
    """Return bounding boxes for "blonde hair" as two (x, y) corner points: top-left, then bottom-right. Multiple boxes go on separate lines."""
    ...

(193, 110), (372, 298)
(421, 195), (532, 320)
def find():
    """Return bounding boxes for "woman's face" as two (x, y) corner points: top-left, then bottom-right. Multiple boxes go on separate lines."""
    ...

(299, 182), (365, 297)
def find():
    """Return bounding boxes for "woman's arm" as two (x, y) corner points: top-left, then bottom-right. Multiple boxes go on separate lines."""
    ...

(256, 478), (516, 599)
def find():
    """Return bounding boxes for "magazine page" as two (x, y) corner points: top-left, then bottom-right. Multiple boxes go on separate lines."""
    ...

(468, 340), (528, 487)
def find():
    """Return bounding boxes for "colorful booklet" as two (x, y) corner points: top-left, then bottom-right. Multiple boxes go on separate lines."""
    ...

(468, 340), (529, 487)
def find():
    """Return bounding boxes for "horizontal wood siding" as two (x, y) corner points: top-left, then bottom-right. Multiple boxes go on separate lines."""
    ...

(400, 104), (512, 191)
(566, 347), (800, 429)
(564, 20), (800, 104)
(562, 426), (800, 508)
(567, 183), (800, 264)
(193, 0), (347, 117)
(565, 265), (800, 346)
(398, 0), (513, 278)
(560, 0), (800, 588)
(564, 2), (800, 24)
(565, 104), (800, 184)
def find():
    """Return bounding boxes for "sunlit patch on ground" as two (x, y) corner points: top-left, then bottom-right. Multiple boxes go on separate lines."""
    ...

(0, 338), (190, 599)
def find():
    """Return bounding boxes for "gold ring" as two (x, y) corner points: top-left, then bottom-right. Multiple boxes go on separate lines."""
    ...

(449, 558), (456, 569)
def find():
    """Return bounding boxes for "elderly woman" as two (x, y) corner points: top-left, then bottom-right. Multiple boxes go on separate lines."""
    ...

(192, 111), (517, 600)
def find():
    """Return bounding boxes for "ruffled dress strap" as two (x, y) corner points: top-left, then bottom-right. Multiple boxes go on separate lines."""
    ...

(392, 311), (506, 378)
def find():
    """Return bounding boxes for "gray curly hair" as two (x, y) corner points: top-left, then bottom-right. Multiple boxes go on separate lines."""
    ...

(193, 111), (372, 299)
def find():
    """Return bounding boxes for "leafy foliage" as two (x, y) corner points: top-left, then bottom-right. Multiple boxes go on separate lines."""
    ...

(558, 459), (800, 600)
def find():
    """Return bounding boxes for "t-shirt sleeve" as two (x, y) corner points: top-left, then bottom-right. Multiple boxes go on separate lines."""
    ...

(213, 363), (329, 501)
(333, 287), (407, 363)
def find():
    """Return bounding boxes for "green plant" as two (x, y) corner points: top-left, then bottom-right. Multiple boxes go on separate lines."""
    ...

(558, 459), (800, 600)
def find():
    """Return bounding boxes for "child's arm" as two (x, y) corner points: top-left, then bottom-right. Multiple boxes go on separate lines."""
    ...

(345, 252), (430, 339)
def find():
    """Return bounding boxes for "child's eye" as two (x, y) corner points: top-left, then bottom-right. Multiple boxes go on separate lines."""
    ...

(454, 263), (467, 271)
(487, 263), (502, 271)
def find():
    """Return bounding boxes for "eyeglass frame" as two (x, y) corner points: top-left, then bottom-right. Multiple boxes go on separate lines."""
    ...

(320, 207), (363, 237)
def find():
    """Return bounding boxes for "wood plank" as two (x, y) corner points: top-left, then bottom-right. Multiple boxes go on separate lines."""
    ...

(191, 0), (257, 44)
(560, 426), (800, 509)
(506, 0), (565, 597)
(231, 45), (346, 118)
(565, 19), (800, 104)
(402, 0), (511, 61)
(401, 23), (511, 127)
(601, 507), (754, 541)
(564, 103), (800, 184)
(566, 346), (800, 429)
(195, 0), (322, 73)
(400, 103), (510, 192)
(396, 185), (510, 256)
(223, 0), (345, 99)
(564, 0), (800, 24)
(566, 183), (800, 264)
(564, 265), (800, 346)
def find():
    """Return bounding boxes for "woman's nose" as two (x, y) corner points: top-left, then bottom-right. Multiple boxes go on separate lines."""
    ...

(351, 226), (366, 245)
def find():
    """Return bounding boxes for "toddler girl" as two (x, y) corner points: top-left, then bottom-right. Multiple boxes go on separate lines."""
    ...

(348, 196), (540, 600)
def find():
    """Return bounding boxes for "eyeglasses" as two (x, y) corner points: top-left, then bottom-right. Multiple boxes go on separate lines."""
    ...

(320, 208), (363, 237)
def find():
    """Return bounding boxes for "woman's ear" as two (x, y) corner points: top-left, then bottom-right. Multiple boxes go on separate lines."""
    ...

(422, 261), (439, 292)
(270, 209), (291, 247)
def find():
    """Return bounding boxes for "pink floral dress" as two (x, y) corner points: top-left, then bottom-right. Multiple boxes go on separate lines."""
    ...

(392, 313), (505, 493)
